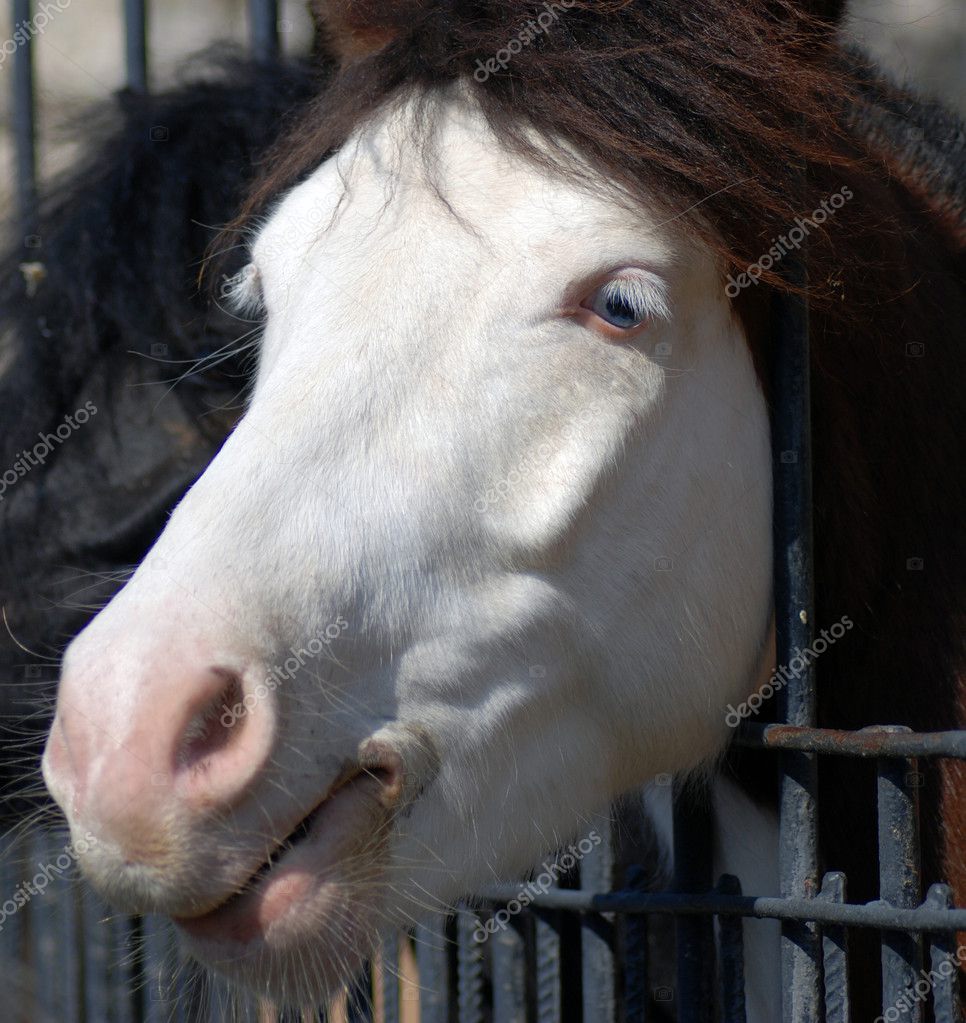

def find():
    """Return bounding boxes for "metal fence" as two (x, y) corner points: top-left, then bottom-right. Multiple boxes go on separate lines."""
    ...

(4, 1), (966, 1020)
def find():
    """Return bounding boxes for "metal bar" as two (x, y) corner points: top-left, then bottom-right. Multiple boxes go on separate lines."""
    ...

(12, 0), (39, 239)
(534, 905), (562, 1023)
(0, 834), (26, 1009)
(29, 831), (63, 1022)
(580, 827), (616, 1022)
(457, 909), (484, 1023)
(877, 732), (923, 1021)
(248, 0), (279, 61)
(672, 783), (714, 1020)
(622, 866), (649, 1023)
(415, 919), (450, 1023)
(491, 916), (526, 1023)
(771, 263), (821, 1021)
(925, 885), (960, 1023)
(818, 872), (851, 1023)
(346, 969), (374, 1023)
(476, 885), (966, 931)
(737, 722), (966, 759)
(81, 886), (112, 1023)
(123, 0), (148, 92)
(717, 875), (748, 1023)
(380, 934), (400, 1023)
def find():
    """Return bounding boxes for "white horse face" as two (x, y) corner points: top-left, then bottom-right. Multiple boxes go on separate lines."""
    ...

(43, 91), (772, 1001)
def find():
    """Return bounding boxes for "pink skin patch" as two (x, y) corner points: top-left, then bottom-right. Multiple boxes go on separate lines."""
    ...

(175, 768), (391, 952)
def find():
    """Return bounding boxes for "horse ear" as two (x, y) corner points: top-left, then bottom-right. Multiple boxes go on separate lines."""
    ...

(310, 1), (404, 63)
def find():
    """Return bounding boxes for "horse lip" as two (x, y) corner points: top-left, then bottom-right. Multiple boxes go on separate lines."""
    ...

(173, 723), (439, 924)
(172, 766), (368, 923)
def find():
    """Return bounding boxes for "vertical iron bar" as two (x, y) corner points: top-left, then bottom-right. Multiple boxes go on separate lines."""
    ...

(877, 731), (923, 1021)
(717, 875), (748, 1023)
(622, 866), (649, 1023)
(925, 885), (960, 1023)
(819, 872), (851, 1023)
(0, 835), (26, 1009)
(82, 885), (112, 1023)
(415, 919), (450, 1023)
(12, 0), (38, 240)
(673, 781), (715, 1021)
(346, 969), (374, 1023)
(772, 261), (821, 1019)
(492, 916), (526, 1023)
(457, 909), (484, 1023)
(123, 0), (147, 92)
(534, 905), (562, 1023)
(581, 827), (616, 1022)
(380, 934), (401, 1023)
(248, 0), (279, 62)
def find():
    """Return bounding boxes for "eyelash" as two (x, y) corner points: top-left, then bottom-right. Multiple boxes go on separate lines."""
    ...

(222, 263), (266, 319)
(598, 280), (652, 325)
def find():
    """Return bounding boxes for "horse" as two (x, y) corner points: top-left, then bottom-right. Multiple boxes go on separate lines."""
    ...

(18, 0), (966, 1018)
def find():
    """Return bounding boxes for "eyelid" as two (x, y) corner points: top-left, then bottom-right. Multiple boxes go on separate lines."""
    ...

(563, 266), (671, 321)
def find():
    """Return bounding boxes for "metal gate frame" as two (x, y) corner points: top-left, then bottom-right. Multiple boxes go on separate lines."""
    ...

(7, 2), (966, 1020)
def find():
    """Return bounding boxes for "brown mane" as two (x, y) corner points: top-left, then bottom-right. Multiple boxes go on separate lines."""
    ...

(221, 2), (966, 1013)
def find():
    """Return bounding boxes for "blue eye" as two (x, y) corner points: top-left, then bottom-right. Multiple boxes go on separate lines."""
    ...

(588, 283), (644, 328)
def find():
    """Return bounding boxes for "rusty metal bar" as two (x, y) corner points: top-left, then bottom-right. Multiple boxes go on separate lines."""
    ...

(926, 885), (961, 1023)
(771, 261), (821, 1020)
(819, 871), (851, 1022)
(738, 722), (966, 759)
(476, 884), (966, 931)
(877, 732), (924, 1021)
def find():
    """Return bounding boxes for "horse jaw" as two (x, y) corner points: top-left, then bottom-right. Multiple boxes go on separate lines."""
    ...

(44, 89), (772, 1004)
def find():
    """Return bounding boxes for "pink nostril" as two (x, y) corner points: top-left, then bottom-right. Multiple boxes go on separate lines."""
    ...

(178, 668), (246, 768)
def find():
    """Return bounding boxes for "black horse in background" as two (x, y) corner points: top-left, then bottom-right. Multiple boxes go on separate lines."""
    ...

(0, 53), (325, 825)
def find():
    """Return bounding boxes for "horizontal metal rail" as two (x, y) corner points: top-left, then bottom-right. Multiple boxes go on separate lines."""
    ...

(476, 880), (966, 931)
(737, 723), (966, 758)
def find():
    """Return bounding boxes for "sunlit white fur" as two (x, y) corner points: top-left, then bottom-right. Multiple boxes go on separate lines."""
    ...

(44, 88), (773, 1009)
